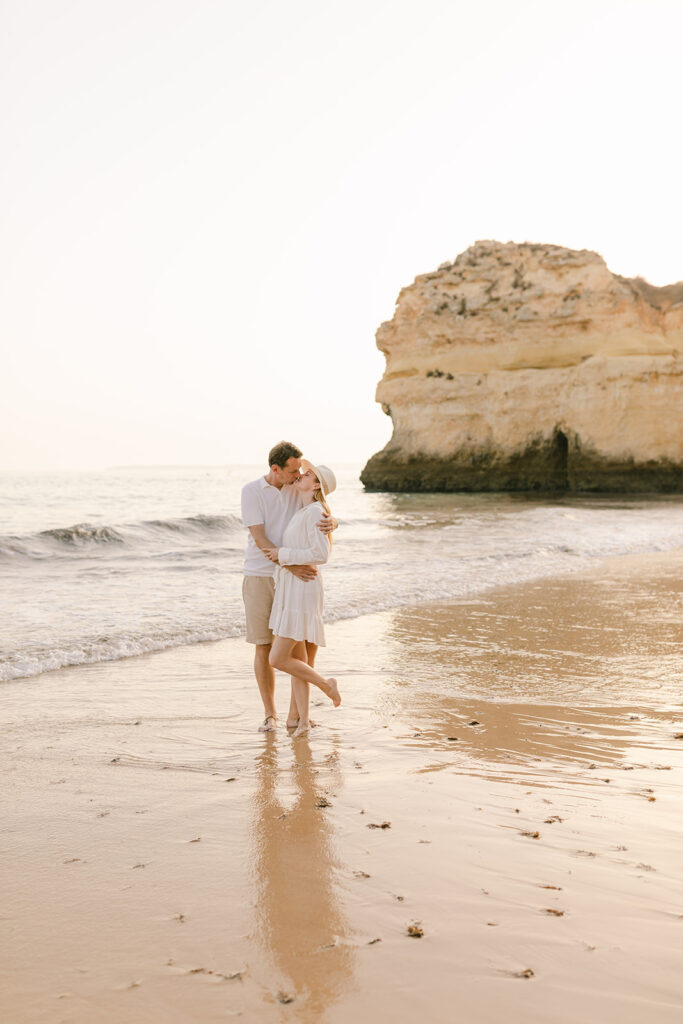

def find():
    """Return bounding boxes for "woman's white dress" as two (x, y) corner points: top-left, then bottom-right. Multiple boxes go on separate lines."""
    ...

(269, 501), (330, 646)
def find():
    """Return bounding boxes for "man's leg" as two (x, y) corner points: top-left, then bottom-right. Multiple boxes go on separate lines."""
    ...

(242, 576), (277, 731)
(254, 643), (277, 731)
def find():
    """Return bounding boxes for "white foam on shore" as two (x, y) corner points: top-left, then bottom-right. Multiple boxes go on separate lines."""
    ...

(3, 541), (682, 683)
(3, 466), (683, 684)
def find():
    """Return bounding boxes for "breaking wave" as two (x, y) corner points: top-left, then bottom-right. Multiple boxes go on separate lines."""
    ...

(0, 622), (245, 682)
(0, 514), (243, 560)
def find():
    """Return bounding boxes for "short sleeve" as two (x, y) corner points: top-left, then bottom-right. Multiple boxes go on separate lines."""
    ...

(241, 484), (264, 528)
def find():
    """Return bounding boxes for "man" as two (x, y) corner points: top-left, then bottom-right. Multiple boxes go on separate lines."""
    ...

(241, 441), (336, 731)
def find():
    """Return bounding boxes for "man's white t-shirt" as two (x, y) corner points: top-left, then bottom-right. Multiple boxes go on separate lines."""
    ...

(241, 477), (303, 577)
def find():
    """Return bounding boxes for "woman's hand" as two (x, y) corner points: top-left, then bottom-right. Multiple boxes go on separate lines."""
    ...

(263, 547), (280, 562)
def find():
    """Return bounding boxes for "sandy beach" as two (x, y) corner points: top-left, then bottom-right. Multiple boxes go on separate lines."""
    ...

(2, 550), (682, 1023)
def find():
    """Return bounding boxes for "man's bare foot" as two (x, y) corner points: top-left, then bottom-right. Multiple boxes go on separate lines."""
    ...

(293, 722), (310, 738)
(286, 717), (318, 729)
(324, 678), (341, 707)
(258, 715), (277, 733)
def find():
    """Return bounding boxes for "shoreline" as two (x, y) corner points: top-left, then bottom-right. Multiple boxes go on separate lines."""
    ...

(1, 548), (682, 1022)
(5, 543), (683, 687)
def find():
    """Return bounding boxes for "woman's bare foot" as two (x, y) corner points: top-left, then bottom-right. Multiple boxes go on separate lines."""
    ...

(258, 715), (277, 733)
(286, 717), (318, 729)
(293, 721), (310, 738)
(324, 678), (341, 707)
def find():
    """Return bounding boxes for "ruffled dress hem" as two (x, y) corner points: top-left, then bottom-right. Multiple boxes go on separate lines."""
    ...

(269, 607), (326, 647)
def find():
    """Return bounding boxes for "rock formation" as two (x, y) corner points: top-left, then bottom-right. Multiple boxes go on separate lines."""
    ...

(361, 241), (683, 492)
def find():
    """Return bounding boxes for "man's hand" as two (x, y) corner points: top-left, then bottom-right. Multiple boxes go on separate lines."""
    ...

(317, 513), (338, 535)
(286, 564), (318, 581)
(263, 547), (280, 563)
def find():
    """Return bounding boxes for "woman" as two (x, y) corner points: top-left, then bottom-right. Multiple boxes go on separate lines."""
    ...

(265, 461), (341, 737)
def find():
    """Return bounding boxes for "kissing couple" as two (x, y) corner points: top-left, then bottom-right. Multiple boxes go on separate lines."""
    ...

(240, 441), (341, 737)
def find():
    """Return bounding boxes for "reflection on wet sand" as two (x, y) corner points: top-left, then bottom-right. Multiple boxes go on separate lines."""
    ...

(380, 567), (683, 775)
(251, 740), (354, 1018)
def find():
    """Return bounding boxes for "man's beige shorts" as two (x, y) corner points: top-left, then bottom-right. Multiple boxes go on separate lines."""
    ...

(242, 575), (276, 645)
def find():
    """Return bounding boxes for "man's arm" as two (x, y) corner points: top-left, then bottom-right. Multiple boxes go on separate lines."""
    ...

(249, 525), (317, 581)
(248, 524), (276, 554)
(316, 512), (338, 535)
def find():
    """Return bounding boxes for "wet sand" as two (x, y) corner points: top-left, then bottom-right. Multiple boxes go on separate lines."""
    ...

(1, 550), (682, 1023)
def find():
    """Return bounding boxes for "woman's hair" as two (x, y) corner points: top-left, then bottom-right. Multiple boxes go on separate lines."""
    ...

(313, 479), (333, 547)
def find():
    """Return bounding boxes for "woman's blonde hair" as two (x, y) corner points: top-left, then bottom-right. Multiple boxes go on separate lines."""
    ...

(313, 480), (333, 547)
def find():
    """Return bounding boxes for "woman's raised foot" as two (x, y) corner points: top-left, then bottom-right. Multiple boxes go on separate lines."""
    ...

(325, 678), (341, 708)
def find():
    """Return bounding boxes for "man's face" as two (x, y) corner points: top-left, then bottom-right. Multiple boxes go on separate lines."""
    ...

(278, 457), (302, 485)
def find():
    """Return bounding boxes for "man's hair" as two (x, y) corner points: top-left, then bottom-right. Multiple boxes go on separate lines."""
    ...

(268, 440), (302, 469)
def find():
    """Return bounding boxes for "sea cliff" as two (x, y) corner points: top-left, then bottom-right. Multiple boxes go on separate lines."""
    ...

(362, 241), (683, 492)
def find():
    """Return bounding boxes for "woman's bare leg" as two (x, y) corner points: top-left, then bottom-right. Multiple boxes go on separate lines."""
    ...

(286, 642), (309, 729)
(287, 642), (320, 731)
(270, 637), (341, 707)
(286, 681), (299, 728)
(290, 642), (310, 734)
(306, 641), (318, 669)
(302, 642), (319, 729)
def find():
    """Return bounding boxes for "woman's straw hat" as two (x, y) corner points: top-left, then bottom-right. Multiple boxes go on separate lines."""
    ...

(302, 460), (337, 496)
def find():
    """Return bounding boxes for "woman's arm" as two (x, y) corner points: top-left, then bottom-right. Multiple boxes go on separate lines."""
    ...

(278, 507), (331, 566)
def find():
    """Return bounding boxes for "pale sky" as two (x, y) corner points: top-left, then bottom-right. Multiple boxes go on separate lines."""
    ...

(2, 0), (682, 471)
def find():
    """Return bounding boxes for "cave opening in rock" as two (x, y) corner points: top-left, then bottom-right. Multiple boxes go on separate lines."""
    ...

(554, 429), (569, 489)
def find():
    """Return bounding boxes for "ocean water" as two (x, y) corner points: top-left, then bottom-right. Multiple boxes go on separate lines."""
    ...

(1, 465), (683, 683)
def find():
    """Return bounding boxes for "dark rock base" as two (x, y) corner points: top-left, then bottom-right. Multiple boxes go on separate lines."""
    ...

(361, 435), (683, 493)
